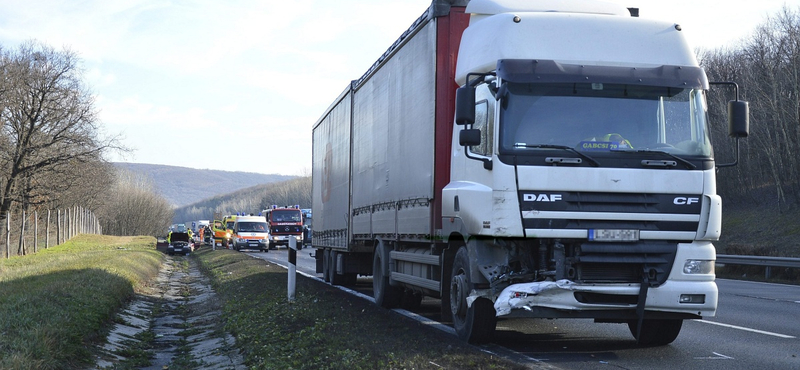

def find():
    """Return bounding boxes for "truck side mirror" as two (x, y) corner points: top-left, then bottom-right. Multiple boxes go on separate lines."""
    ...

(728, 100), (749, 138)
(459, 129), (481, 146)
(455, 86), (475, 125)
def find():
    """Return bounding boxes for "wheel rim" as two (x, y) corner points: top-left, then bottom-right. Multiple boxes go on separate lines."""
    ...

(450, 272), (468, 320)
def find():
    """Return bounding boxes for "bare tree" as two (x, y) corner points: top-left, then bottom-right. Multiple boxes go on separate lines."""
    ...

(702, 5), (800, 210)
(98, 169), (173, 236)
(0, 41), (122, 224)
(261, 176), (311, 209)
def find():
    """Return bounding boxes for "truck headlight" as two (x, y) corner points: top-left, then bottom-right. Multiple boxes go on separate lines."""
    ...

(683, 260), (714, 274)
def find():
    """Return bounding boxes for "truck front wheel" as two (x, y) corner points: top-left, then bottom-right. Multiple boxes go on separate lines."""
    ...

(450, 247), (496, 344)
(628, 319), (683, 345)
(373, 243), (402, 308)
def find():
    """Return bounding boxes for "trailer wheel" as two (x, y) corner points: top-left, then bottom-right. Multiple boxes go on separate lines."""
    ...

(373, 243), (402, 308)
(451, 247), (496, 344)
(322, 249), (331, 282)
(628, 319), (683, 345)
(328, 251), (345, 286)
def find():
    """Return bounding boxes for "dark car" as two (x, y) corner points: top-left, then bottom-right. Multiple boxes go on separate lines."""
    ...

(167, 232), (194, 256)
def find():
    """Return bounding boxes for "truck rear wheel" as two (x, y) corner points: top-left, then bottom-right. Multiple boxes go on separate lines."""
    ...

(322, 249), (331, 282)
(373, 243), (402, 308)
(628, 319), (683, 345)
(328, 250), (345, 285)
(451, 247), (496, 344)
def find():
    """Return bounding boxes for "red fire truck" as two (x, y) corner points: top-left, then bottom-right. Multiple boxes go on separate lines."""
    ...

(263, 205), (304, 249)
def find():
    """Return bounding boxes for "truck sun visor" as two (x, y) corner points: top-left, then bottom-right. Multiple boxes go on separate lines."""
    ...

(496, 59), (709, 89)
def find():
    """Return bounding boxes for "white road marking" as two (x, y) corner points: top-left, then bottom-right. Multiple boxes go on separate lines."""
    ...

(694, 352), (734, 360)
(694, 319), (796, 339)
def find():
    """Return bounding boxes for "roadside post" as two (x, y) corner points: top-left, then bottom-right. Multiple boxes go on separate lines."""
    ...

(288, 238), (297, 301)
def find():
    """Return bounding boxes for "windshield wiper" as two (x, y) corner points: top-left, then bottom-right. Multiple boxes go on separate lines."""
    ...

(513, 144), (600, 167)
(615, 149), (697, 170)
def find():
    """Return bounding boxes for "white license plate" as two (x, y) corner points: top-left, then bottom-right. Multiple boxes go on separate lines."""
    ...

(588, 229), (639, 242)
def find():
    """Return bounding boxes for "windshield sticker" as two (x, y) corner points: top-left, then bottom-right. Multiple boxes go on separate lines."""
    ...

(579, 141), (632, 151)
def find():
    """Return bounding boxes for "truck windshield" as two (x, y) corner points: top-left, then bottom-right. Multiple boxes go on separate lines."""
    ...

(271, 210), (302, 222)
(499, 82), (712, 158)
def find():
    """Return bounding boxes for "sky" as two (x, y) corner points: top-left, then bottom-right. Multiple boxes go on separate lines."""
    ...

(0, 0), (793, 176)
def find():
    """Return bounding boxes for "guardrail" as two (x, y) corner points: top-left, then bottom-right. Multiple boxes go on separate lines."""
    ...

(716, 254), (800, 279)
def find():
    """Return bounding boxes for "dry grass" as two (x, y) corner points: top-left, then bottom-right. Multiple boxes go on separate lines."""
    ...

(716, 206), (800, 283)
(193, 248), (527, 370)
(0, 235), (163, 370)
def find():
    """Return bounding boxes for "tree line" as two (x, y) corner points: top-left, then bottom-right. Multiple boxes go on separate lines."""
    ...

(173, 176), (311, 225)
(703, 5), (800, 211)
(0, 41), (172, 254)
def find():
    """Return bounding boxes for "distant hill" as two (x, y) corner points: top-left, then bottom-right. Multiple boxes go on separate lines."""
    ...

(171, 176), (311, 224)
(113, 163), (293, 207)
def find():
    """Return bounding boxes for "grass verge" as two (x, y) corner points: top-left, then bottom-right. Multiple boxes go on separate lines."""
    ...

(193, 247), (527, 370)
(716, 206), (800, 283)
(0, 234), (163, 370)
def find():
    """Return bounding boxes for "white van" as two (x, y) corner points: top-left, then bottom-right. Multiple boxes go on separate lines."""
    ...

(231, 216), (270, 252)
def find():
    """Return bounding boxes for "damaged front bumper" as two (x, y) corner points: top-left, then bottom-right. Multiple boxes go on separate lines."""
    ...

(491, 279), (718, 319)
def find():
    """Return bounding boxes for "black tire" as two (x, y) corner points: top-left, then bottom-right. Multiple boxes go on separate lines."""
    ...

(373, 243), (402, 308)
(439, 247), (455, 322)
(328, 251), (347, 286)
(628, 319), (683, 345)
(450, 247), (496, 344)
(322, 249), (331, 282)
(327, 250), (339, 285)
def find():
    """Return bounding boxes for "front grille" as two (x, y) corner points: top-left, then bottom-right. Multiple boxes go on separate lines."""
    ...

(574, 292), (638, 305)
(570, 242), (677, 285)
(272, 226), (302, 234)
(520, 191), (702, 214)
(520, 191), (702, 232)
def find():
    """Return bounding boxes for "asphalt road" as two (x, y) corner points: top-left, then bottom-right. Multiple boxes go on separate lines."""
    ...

(245, 247), (800, 369)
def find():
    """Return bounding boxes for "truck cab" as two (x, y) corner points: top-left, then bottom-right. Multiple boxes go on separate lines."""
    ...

(264, 206), (304, 249)
(442, 0), (748, 344)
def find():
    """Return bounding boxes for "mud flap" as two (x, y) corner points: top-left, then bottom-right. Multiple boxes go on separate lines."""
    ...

(635, 268), (654, 343)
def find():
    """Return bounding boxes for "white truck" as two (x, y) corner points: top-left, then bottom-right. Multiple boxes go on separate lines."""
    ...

(311, 0), (749, 345)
